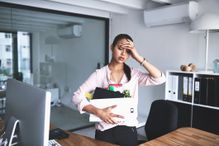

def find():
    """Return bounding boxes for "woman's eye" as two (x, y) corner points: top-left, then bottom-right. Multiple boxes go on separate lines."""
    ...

(127, 50), (131, 54)
(118, 47), (123, 50)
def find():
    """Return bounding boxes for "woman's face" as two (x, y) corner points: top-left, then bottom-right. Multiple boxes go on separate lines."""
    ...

(111, 38), (131, 64)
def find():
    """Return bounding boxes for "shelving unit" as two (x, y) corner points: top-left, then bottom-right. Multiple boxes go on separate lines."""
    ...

(165, 70), (219, 134)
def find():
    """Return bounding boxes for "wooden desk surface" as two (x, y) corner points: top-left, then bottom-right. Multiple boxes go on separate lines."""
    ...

(57, 130), (118, 146)
(139, 127), (219, 146)
(2, 120), (219, 146)
(0, 121), (117, 146)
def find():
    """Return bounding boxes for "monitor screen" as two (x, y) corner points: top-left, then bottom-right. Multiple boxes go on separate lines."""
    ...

(4, 79), (51, 146)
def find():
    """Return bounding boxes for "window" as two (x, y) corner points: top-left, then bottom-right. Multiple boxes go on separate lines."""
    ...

(21, 58), (29, 70)
(18, 32), (32, 81)
(5, 33), (11, 38)
(6, 59), (12, 66)
(5, 45), (11, 52)
(0, 32), (32, 83)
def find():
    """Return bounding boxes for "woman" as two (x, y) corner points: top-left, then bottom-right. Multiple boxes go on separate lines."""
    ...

(73, 34), (165, 146)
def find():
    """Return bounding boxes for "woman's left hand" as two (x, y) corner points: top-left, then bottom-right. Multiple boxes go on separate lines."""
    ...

(120, 39), (142, 62)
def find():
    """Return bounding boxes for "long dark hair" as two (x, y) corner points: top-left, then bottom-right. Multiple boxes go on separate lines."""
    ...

(112, 34), (132, 81)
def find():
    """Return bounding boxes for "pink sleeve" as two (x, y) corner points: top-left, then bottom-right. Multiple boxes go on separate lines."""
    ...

(133, 68), (166, 86)
(72, 71), (101, 114)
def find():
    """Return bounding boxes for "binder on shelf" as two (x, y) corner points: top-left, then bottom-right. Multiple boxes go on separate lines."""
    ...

(182, 76), (188, 101)
(199, 77), (208, 105)
(182, 76), (193, 102)
(207, 77), (215, 106)
(194, 77), (201, 104)
(178, 75), (184, 101)
(187, 77), (193, 102)
(182, 76), (192, 102)
(167, 75), (178, 101)
(167, 75), (173, 99)
(215, 77), (219, 107)
(171, 75), (179, 101)
(196, 76), (218, 107)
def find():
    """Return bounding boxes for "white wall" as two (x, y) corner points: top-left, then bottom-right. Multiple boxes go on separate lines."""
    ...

(110, 0), (219, 116)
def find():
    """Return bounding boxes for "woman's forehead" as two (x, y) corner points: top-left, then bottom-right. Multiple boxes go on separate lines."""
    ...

(117, 38), (130, 45)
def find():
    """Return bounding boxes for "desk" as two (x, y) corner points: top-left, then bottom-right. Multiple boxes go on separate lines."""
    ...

(1, 120), (219, 146)
(56, 130), (118, 146)
(0, 121), (117, 146)
(57, 127), (219, 146)
(139, 127), (219, 146)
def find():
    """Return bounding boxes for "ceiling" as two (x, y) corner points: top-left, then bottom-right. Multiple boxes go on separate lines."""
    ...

(0, 0), (192, 32)
(46, 0), (191, 13)
(46, 0), (147, 14)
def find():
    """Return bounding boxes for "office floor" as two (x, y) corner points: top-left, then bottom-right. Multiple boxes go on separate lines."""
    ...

(74, 126), (96, 138)
(50, 104), (94, 131)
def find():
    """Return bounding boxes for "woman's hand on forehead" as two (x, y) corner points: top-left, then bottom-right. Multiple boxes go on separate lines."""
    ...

(119, 38), (130, 44)
(119, 39), (134, 48)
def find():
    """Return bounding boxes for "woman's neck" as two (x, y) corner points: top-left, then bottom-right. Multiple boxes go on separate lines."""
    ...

(108, 61), (124, 84)
(108, 61), (124, 71)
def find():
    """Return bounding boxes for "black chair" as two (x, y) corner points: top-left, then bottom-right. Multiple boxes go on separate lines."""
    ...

(13, 72), (23, 81)
(144, 100), (178, 141)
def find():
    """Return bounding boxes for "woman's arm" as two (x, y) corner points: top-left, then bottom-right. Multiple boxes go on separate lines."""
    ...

(72, 69), (124, 124)
(135, 55), (162, 78)
(122, 40), (162, 78)
(83, 104), (124, 124)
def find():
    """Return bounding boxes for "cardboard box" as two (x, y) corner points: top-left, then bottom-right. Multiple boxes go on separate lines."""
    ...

(89, 98), (137, 123)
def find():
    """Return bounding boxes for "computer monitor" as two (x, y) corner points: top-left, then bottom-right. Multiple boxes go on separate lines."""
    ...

(4, 79), (51, 146)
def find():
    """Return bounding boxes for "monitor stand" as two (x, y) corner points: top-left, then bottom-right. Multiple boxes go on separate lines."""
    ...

(2, 116), (19, 146)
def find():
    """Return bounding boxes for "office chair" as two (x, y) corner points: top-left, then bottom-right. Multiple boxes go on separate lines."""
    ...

(144, 100), (178, 141)
(13, 72), (23, 81)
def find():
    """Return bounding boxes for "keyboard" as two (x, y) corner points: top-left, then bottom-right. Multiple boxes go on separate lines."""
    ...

(48, 139), (61, 146)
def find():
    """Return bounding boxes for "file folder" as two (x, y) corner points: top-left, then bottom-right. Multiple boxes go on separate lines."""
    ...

(199, 77), (208, 105)
(172, 75), (179, 101)
(178, 75), (184, 101)
(182, 76), (192, 102)
(187, 77), (193, 102)
(207, 77), (215, 106)
(93, 87), (125, 99)
(215, 77), (219, 107)
(194, 77), (201, 104)
(167, 75), (173, 99)
(183, 76), (188, 102)
(167, 75), (179, 101)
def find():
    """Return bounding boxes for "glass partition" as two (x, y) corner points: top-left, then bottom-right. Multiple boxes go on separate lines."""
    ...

(0, 3), (109, 131)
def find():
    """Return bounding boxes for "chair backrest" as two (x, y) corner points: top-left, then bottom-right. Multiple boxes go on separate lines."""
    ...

(145, 100), (178, 140)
